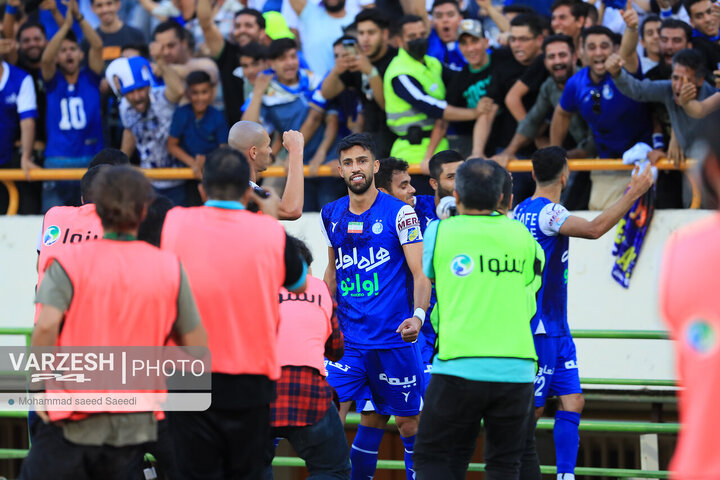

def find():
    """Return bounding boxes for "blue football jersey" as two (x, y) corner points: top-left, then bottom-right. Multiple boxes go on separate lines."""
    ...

(320, 191), (423, 349)
(0, 62), (37, 166)
(514, 197), (571, 337)
(413, 195), (439, 235)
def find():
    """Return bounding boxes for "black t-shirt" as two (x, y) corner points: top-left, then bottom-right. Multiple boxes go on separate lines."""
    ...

(216, 42), (246, 126)
(81, 24), (147, 65)
(338, 47), (398, 157)
(519, 54), (549, 93)
(692, 38), (720, 79)
(447, 53), (495, 135)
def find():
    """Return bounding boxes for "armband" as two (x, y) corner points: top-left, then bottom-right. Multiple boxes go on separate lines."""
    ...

(5, 4), (19, 15)
(414, 308), (426, 326)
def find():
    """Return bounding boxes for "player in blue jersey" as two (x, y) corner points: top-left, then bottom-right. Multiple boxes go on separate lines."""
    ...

(40, 0), (104, 212)
(321, 133), (431, 480)
(513, 146), (652, 480)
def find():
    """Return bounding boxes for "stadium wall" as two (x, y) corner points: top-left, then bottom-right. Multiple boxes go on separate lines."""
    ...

(1, 210), (712, 384)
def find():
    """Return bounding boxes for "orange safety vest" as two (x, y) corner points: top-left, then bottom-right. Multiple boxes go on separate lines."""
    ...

(39, 239), (181, 422)
(660, 213), (720, 479)
(161, 206), (286, 379)
(277, 276), (333, 375)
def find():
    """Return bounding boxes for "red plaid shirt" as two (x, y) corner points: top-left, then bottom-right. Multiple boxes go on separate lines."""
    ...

(271, 302), (344, 427)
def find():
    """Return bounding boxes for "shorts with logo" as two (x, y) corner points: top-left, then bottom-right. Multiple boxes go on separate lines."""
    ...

(533, 334), (581, 407)
(326, 343), (424, 416)
(419, 334), (434, 390)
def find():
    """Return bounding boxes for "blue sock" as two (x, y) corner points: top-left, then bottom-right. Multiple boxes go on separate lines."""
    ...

(554, 411), (581, 475)
(351, 425), (384, 480)
(401, 434), (416, 480)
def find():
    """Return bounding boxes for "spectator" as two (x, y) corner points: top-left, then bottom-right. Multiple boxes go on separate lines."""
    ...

(40, 0), (104, 212)
(640, 15), (663, 72)
(152, 20), (220, 88)
(242, 38), (342, 212)
(287, 0), (357, 76)
(162, 147), (307, 480)
(84, 0), (146, 63)
(471, 13), (544, 159)
(684, 0), (720, 73)
(0, 40), (38, 214)
(237, 42), (268, 102)
(321, 8), (397, 157)
(475, 0), (511, 48)
(550, 26), (652, 209)
(506, 0), (554, 17)
(494, 35), (594, 165)
(383, 15), (482, 175)
(609, 49), (716, 207)
(168, 70), (229, 181)
(550, 0), (588, 50)
(446, 19), (495, 157)
(648, 19), (693, 79)
(427, 0), (466, 72)
(649, 0), (690, 22)
(111, 54), (186, 205)
(185, 0), (243, 49)
(266, 235), (351, 479)
(197, 2), (266, 125)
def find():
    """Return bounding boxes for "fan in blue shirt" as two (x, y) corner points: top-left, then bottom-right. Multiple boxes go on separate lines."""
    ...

(0, 61), (37, 171)
(427, 0), (467, 72)
(320, 134), (430, 480)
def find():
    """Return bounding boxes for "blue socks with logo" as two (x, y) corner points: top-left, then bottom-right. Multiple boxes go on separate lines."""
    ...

(554, 410), (580, 475)
(351, 425), (384, 480)
(401, 434), (416, 480)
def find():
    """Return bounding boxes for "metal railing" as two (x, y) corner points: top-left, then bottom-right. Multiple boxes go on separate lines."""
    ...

(0, 158), (700, 215)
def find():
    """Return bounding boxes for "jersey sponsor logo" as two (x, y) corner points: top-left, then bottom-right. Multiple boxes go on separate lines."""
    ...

(685, 319), (717, 355)
(372, 220), (383, 235)
(348, 221), (363, 234)
(43, 225), (61, 246)
(450, 254), (474, 277)
(335, 247), (390, 272)
(407, 226), (420, 242)
(398, 212), (419, 230)
(324, 360), (351, 372)
(378, 373), (417, 388)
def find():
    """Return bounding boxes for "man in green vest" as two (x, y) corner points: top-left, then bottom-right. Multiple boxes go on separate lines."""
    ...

(413, 158), (545, 480)
(383, 15), (485, 175)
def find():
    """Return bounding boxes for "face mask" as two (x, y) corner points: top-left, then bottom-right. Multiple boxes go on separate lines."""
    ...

(406, 37), (428, 60)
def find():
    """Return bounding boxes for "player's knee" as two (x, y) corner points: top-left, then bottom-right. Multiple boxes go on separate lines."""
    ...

(395, 415), (419, 437)
(360, 412), (390, 429)
(560, 393), (584, 413)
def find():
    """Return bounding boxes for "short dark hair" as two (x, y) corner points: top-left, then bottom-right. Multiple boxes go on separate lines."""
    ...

(659, 18), (692, 42)
(91, 166), (154, 231)
(640, 14), (661, 40)
(672, 48), (707, 79)
(581, 25), (614, 45)
(121, 42), (150, 58)
(267, 38), (297, 59)
(89, 148), (131, 168)
(355, 8), (390, 30)
(286, 234), (313, 265)
(532, 146), (567, 185)
(81, 165), (108, 204)
(550, 0), (588, 20)
(502, 5), (535, 15)
(510, 13), (544, 37)
(376, 157), (409, 191)
(585, 3), (599, 25)
(498, 164), (513, 212)
(337, 133), (376, 159)
(333, 35), (357, 47)
(64, 29), (78, 45)
(235, 8), (266, 29)
(542, 34), (575, 54)
(137, 195), (174, 247)
(683, 0), (707, 13)
(429, 150), (464, 180)
(239, 42), (267, 60)
(397, 15), (424, 30)
(152, 20), (186, 42)
(202, 147), (251, 200)
(187, 70), (212, 87)
(16, 21), (46, 42)
(431, 0), (461, 13)
(455, 158), (505, 211)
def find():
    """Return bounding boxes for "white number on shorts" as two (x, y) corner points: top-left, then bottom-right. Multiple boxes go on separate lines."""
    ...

(534, 375), (546, 397)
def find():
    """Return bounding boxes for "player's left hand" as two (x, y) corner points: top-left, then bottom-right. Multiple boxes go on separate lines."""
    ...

(396, 316), (422, 343)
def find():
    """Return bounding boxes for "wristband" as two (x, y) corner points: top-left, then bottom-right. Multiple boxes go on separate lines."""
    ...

(652, 133), (665, 150)
(413, 308), (426, 326)
(368, 66), (379, 80)
(5, 4), (19, 15)
(660, 7), (672, 18)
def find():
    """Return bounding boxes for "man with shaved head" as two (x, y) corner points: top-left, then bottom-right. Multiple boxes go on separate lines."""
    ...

(228, 121), (305, 220)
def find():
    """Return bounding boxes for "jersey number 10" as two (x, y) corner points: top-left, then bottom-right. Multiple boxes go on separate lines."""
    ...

(58, 97), (87, 130)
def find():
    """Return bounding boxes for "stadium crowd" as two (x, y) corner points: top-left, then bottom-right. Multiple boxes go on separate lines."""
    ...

(5, 0), (720, 479)
(0, 0), (718, 213)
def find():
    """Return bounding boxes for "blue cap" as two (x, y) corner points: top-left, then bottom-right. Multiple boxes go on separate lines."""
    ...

(105, 56), (154, 97)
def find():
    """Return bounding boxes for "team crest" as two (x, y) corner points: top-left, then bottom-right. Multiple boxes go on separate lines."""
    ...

(43, 226), (61, 246)
(372, 220), (383, 234)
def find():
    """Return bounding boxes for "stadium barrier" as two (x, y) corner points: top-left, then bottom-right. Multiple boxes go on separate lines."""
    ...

(0, 327), (678, 478)
(0, 158), (700, 215)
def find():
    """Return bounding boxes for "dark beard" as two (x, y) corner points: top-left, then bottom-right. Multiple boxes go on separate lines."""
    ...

(323, 0), (345, 13)
(19, 49), (42, 65)
(346, 175), (373, 194)
(437, 185), (454, 199)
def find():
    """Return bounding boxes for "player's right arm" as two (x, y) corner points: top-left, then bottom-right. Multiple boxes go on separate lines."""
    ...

(40, 5), (74, 81)
(559, 165), (653, 239)
(324, 247), (337, 299)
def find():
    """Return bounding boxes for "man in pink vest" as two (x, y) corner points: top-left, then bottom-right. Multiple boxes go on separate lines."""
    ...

(161, 146), (308, 479)
(267, 235), (350, 478)
(660, 111), (720, 480)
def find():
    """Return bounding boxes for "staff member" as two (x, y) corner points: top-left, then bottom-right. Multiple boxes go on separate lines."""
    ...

(413, 158), (545, 480)
(21, 166), (207, 480)
(161, 147), (308, 479)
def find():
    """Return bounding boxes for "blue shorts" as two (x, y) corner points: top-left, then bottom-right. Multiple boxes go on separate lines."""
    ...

(533, 334), (582, 408)
(419, 336), (434, 390)
(325, 344), (424, 417)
